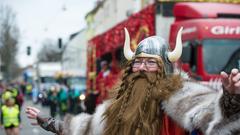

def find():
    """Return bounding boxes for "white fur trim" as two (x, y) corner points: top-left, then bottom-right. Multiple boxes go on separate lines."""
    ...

(70, 113), (92, 135)
(70, 101), (111, 135)
(212, 118), (240, 135)
(174, 69), (190, 80)
(90, 100), (111, 135)
(206, 89), (223, 135)
(183, 98), (214, 130)
(162, 81), (222, 131)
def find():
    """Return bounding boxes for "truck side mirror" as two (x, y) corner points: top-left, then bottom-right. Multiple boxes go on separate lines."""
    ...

(181, 45), (191, 63)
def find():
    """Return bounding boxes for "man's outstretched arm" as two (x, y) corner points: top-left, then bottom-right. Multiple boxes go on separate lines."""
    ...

(26, 106), (65, 135)
(25, 102), (107, 135)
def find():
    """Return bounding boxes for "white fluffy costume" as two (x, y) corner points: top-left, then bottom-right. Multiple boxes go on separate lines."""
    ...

(36, 77), (240, 135)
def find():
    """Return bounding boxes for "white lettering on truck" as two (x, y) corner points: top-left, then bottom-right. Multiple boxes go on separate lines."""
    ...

(182, 27), (197, 34)
(211, 26), (240, 35)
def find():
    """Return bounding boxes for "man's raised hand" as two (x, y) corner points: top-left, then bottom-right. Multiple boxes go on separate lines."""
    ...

(221, 68), (240, 94)
(25, 106), (40, 126)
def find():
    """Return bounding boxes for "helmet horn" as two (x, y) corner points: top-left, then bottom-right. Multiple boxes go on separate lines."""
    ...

(123, 28), (134, 60)
(168, 27), (183, 62)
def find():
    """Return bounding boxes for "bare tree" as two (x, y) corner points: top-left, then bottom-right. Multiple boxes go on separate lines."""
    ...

(37, 39), (62, 62)
(0, 5), (20, 81)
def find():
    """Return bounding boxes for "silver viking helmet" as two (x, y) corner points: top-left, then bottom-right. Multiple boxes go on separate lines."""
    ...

(123, 27), (183, 74)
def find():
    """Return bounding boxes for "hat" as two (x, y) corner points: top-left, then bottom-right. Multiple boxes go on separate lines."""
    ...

(123, 27), (183, 62)
(123, 27), (183, 74)
(2, 91), (13, 101)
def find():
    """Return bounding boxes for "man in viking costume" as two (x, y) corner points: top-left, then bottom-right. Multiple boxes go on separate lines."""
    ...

(26, 27), (240, 135)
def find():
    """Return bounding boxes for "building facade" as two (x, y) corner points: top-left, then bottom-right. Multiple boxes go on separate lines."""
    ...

(62, 29), (87, 77)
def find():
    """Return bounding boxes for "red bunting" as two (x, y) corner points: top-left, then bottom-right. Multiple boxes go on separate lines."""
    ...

(89, 4), (156, 58)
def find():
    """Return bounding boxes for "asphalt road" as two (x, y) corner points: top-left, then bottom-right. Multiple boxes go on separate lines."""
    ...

(0, 99), (53, 135)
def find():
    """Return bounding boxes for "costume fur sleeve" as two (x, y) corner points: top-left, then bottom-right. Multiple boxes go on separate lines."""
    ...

(70, 101), (110, 135)
(37, 100), (109, 135)
(162, 80), (240, 135)
(65, 100), (109, 135)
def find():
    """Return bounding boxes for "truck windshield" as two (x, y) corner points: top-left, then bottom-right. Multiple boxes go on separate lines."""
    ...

(203, 39), (240, 74)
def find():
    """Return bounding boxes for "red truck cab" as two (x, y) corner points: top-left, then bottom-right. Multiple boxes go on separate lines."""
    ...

(169, 3), (240, 81)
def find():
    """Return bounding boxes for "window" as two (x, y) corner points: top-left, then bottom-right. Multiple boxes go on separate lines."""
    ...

(156, 2), (175, 16)
(203, 39), (240, 74)
(181, 41), (198, 73)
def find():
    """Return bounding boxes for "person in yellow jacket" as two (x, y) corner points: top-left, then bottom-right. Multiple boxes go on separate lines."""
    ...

(0, 97), (21, 135)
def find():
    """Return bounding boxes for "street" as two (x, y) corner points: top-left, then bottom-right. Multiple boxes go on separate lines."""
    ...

(0, 100), (53, 135)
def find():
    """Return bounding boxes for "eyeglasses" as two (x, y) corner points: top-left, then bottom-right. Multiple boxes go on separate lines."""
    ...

(132, 59), (158, 68)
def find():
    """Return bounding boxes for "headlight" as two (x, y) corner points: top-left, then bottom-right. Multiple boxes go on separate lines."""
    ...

(38, 93), (43, 98)
(79, 94), (86, 101)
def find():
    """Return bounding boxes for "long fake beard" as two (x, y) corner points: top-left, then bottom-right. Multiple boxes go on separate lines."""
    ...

(103, 71), (183, 135)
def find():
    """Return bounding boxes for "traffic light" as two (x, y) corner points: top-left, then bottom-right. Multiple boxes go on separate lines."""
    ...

(58, 38), (62, 49)
(27, 46), (31, 55)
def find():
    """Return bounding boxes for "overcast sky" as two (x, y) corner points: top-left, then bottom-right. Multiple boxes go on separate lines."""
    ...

(0, 0), (97, 67)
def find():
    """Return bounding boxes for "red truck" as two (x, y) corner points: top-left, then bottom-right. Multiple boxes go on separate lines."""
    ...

(169, 2), (240, 81)
(87, 2), (240, 92)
